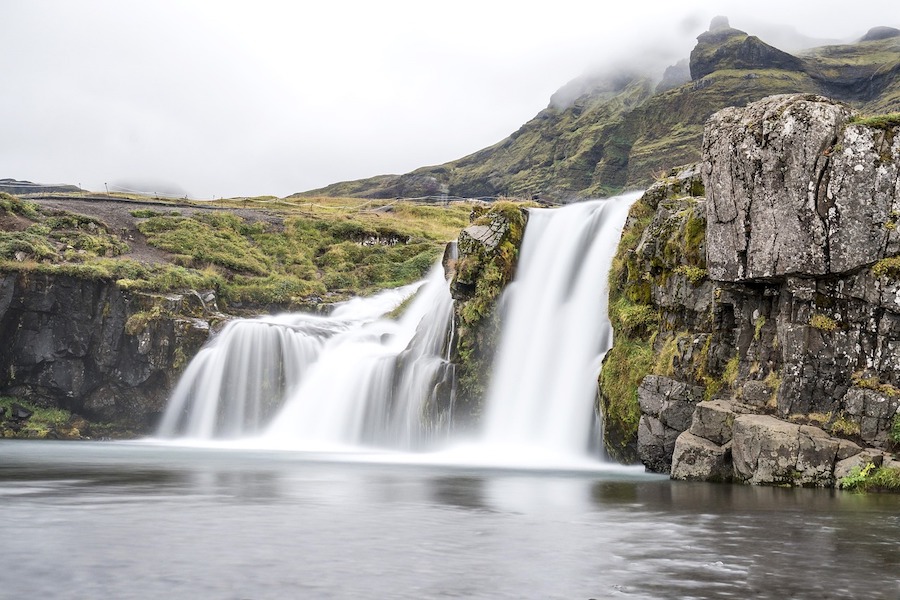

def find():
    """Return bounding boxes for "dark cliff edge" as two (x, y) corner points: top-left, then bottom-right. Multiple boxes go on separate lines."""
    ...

(599, 93), (900, 490)
(0, 273), (217, 438)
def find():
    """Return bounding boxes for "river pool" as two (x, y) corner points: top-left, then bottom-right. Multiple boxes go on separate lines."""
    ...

(1, 440), (898, 599)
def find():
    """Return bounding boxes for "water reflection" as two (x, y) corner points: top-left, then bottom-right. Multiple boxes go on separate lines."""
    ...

(2, 441), (899, 600)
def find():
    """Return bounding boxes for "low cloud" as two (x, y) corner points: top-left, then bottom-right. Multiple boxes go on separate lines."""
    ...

(0, 1), (895, 198)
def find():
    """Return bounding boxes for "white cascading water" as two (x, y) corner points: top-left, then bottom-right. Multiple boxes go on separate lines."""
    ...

(157, 262), (455, 447)
(157, 193), (637, 463)
(264, 260), (454, 449)
(480, 193), (638, 456)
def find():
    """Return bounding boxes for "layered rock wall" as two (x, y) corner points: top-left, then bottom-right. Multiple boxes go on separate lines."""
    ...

(0, 272), (215, 433)
(601, 94), (900, 487)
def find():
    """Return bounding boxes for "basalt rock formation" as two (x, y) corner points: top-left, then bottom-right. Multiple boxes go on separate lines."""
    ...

(600, 93), (900, 488)
(0, 273), (218, 435)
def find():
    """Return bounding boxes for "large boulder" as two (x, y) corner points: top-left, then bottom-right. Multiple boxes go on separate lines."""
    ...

(637, 375), (705, 472)
(731, 414), (861, 486)
(703, 93), (900, 282)
(670, 431), (732, 482)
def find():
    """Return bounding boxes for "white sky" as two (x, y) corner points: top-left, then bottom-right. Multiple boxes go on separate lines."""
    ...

(1, 1), (896, 198)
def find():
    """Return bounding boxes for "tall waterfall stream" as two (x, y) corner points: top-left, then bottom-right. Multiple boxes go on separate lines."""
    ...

(156, 193), (639, 466)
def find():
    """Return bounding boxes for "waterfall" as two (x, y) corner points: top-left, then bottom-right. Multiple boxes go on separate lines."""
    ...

(157, 193), (636, 460)
(264, 261), (454, 449)
(480, 193), (638, 454)
(157, 263), (455, 446)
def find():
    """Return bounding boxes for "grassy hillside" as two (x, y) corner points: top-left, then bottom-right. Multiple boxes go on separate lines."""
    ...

(297, 25), (900, 202)
(0, 192), (471, 312)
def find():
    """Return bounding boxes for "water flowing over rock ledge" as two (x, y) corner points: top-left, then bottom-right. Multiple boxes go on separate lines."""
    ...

(601, 93), (900, 489)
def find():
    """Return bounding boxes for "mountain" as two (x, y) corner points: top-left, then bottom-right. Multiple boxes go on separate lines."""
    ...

(295, 19), (900, 202)
(0, 178), (82, 195)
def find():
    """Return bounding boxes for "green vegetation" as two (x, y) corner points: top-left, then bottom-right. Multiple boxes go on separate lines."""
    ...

(598, 179), (712, 459)
(871, 256), (900, 279)
(674, 264), (707, 285)
(598, 337), (653, 451)
(753, 316), (766, 341)
(0, 396), (74, 439)
(809, 313), (839, 332)
(452, 202), (529, 409)
(892, 414), (900, 444)
(851, 372), (900, 398)
(829, 413), (861, 437)
(850, 112), (900, 129)
(840, 462), (900, 492)
(0, 194), (129, 263)
(130, 208), (180, 218)
(1, 192), (471, 310)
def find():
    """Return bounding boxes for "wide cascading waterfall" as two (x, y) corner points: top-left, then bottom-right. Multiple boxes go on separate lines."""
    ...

(157, 262), (455, 446)
(158, 194), (636, 463)
(480, 193), (638, 456)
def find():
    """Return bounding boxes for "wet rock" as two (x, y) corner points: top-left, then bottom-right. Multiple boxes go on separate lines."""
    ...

(834, 449), (884, 482)
(671, 432), (732, 482)
(840, 387), (900, 446)
(0, 272), (212, 432)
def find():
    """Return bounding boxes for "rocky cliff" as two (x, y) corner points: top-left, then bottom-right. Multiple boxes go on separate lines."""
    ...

(296, 20), (900, 202)
(600, 93), (900, 489)
(0, 272), (217, 437)
(447, 202), (529, 423)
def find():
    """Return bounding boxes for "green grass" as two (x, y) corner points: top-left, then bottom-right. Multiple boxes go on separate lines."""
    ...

(810, 313), (839, 332)
(840, 462), (900, 492)
(0, 396), (73, 438)
(1, 191), (472, 310)
(851, 113), (900, 129)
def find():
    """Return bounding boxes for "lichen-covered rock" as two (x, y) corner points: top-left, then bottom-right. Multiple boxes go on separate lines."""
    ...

(704, 93), (900, 282)
(730, 414), (857, 487)
(840, 387), (900, 446)
(670, 431), (732, 482)
(636, 375), (705, 472)
(704, 94), (852, 281)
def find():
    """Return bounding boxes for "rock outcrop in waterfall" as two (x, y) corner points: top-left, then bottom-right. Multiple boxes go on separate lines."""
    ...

(599, 93), (900, 488)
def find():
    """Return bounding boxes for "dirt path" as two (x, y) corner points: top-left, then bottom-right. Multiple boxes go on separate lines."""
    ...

(25, 195), (284, 264)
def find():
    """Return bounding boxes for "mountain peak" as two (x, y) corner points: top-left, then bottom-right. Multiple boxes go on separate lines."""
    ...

(860, 26), (900, 42)
(690, 20), (803, 80)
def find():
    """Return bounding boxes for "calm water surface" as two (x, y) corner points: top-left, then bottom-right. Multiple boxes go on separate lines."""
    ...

(1, 440), (898, 599)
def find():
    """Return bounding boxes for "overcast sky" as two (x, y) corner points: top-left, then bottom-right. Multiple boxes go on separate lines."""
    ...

(1, 1), (896, 199)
